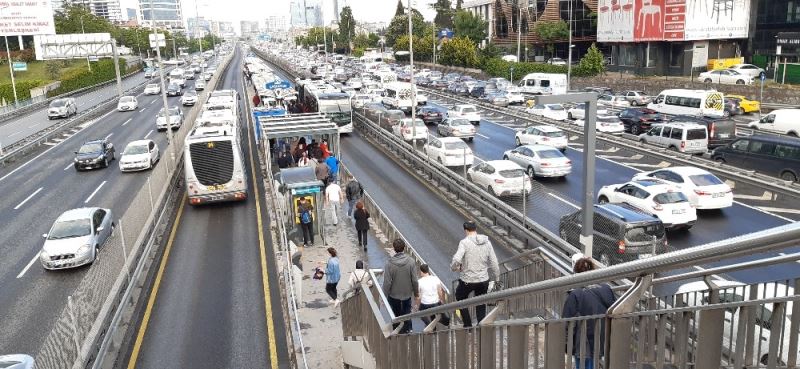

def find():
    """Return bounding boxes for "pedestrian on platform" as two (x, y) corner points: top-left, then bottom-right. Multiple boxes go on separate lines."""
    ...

(324, 247), (341, 307)
(345, 179), (364, 217)
(451, 221), (499, 328)
(325, 154), (339, 182)
(416, 264), (450, 328)
(382, 239), (418, 334)
(562, 257), (616, 369)
(298, 197), (314, 247)
(319, 139), (331, 159)
(297, 151), (312, 167)
(353, 201), (370, 251)
(315, 158), (330, 185)
(347, 260), (372, 290)
(325, 180), (344, 225)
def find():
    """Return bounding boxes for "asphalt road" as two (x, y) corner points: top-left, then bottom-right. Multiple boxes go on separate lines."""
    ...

(0, 70), (152, 149)
(123, 48), (290, 369)
(0, 64), (199, 354)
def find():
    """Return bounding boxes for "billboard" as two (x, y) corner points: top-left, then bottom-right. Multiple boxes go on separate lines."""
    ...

(597, 0), (751, 42)
(0, 0), (56, 35)
(34, 33), (113, 60)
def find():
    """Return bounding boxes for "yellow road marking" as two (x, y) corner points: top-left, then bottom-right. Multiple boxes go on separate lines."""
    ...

(244, 82), (280, 368)
(126, 195), (187, 369)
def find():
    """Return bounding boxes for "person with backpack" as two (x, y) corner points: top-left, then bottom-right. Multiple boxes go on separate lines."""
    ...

(345, 179), (364, 217)
(298, 197), (314, 246)
(353, 201), (370, 251)
(451, 221), (500, 328)
(416, 264), (450, 328)
(347, 260), (372, 290)
(325, 154), (339, 182)
(562, 257), (616, 369)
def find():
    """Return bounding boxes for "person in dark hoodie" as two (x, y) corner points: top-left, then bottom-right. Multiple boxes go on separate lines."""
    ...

(562, 256), (616, 369)
(451, 221), (499, 328)
(382, 238), (418, 334)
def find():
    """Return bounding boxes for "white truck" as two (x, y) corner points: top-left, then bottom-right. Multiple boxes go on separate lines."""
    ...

(447, 104), (481, 125)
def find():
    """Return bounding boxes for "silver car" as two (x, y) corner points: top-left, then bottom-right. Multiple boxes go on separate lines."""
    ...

(503, 144), (572, 178)
(40, 208), (115, 270)
(48, 98), (77, 119)
(437, 118), (476, 141)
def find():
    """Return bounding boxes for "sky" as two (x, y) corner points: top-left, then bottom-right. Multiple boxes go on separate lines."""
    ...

(119, 0), (438, 29)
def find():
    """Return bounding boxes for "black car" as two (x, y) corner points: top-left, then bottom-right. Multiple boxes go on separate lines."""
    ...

(417, 106), (444, 125)
(668, 115), (737, 148)
(711, 135), (800, 182)
(74, 139), (115, 171)
(469, 86), (486, 99)
(166, 83), (182, 96)
(559, 203), (668, 266)
(618, 108), (664, 135)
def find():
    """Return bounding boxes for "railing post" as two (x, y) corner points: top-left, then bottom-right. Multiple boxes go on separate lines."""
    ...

(479, 325), (496, 369)
(788, 278), (800, 368)
(767, 302), (786, 369)
(508, 325), (529, 368)
(545, 321), (566, 368)
(606, 275), (652, 369)
(695, 279), (724, 369)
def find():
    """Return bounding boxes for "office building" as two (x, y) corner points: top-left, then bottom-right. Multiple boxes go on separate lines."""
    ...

(139, 0), (183, 29)
(188, 17), (211, 38)
(240, 20), (260, 38)
(126, 8), (137, 21)
(290, 0), (322, 27)
(52, 0), (123, 22)
(265, 16), (287, 33)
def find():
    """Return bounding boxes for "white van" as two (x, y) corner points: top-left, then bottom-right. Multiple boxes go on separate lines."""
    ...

(647, 89), (725, 118)
(639, 122), (709, 154)
(383, 82), (417, 113)
(747, 109), (800, 136)
(517, 73), (567, 95)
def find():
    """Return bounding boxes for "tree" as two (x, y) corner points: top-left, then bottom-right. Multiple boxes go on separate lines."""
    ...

(55, 5), (115, 35)
(438, 36), (479, 67)
(455, 0), (463, 9)
(393, 34), (434, 62)
(385, 8), (426, 47)
(576, 43), (605, 76)
(453, 10), (487, 45)
(431, 0), (454, 29)
(395, 0), (405, 16)
(533, 20), (569, 56)
(338, 6), (356, 52)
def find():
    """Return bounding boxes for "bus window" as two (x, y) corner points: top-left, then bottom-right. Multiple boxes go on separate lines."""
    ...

(655, 95), (665, 104)
(540, 80), (551, 88)
(526, 79), (536, 86)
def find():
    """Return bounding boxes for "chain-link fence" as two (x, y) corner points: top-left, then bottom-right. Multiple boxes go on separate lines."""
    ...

(32, 51), (235, 369)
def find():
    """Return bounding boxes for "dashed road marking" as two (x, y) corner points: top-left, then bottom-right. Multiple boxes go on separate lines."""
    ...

(600, 154), (644, 160)
(733, 191), (774, 201)
(548, 193), (579, 209)
(63, 163), (74, 171)
(14, 187), (43, 210)
(624, 161), (671, 169)
(139, 107), (147, 113)
(757, 207), (800, 215)
(84, 180), (107, 204)
(144, 129), (153, 139)
(475, 133), (490, 139)
(105, 133), (113, 140)
(122, 118), (133, 126)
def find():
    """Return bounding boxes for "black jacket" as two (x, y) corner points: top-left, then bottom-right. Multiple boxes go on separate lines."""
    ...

(561, 284), (616, 356)
(353, 208), (370, 231)
(345, 180), (363, 201)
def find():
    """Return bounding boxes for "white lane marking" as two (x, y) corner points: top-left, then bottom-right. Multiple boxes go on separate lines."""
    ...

(623, 161), (671, 169)
(8, 130), (23, 138)
(548, 193), (579, 209)
(144, 129), (153, 139)
(599, 154), (644, 160)
(105, 133), (113, 140)
(475, 133), (490, 139)
(84, 180), (107, 204)
(756, 207), (800, 215)
(122, 118), (132, 126)
(17, 254), (39, 278)
(63, 162), (74, 171)
(733, 191), (773, 201)
(150, 100), (156, 105)
(139, 107), (147, 113)
(14, 187), (43, 210)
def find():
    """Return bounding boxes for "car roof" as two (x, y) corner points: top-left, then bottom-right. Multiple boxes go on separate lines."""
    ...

(532, 125), (562, 132)
(57, 207), (101, 221)
(737, 134), (800, 146)
(675, 280), (746, 294)
(594, 203), (660, 222)
(652, 122), (706, 129)
(647, 166), (709, 176)
(438, 136), (466, 143)
(485, 160), (522, 169)
(628, 178), (675, 189)
(126, 139), (152, 147)
(520, 144), (561, 152)
(83, 139), (106, 145)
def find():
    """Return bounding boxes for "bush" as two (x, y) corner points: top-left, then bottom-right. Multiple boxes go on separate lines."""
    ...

(48, 58), (127, 97)
(0, 80), (45, 103)
(438, 36), (479, 68)
(0, 49), (36, 63)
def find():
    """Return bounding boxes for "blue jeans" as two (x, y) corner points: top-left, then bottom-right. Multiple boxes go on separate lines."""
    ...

(347, 199), (357, 217)
(574, 356), (593, 369)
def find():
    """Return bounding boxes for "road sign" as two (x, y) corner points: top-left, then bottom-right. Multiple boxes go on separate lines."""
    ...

(0, 0), (56, 35)
(149, 34), (166, 48)
(88, 56), (99, 62)
(12, 62), (27, 71)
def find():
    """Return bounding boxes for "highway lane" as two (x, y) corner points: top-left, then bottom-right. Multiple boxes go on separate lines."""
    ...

(125, 48), (290, 369)
(0, 70), (152, 149)
(0, 74), (201, 355)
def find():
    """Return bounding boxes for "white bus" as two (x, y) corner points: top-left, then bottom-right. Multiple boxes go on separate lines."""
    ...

(383, 82), (417, 113)
(647, 89), (725, 118)
(316, 92), (353, 133)
(517, 73), (567, 95)
(184, 125), (247, 205)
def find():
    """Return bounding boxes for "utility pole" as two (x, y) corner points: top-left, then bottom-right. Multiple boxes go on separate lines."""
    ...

(566, 0), (573, 92)
(408, 0), (417, 150)
(194, 0), (205, 74)
(516, 0), (521, 61)
(80, 15), (92, 71)
(150, 0), (176, 165)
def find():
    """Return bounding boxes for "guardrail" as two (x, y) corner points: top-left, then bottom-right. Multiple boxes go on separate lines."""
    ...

(422, 87), (800, 199)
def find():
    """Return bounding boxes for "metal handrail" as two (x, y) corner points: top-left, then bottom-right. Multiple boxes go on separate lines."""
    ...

(387, 222), (800, 323)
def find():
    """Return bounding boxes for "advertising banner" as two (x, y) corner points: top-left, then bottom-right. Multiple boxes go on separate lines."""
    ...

(0, 0), (56, 35)
(598, 0), (750, 42)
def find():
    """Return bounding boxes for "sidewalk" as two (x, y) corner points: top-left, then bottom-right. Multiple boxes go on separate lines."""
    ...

(296, 199), (388, 368)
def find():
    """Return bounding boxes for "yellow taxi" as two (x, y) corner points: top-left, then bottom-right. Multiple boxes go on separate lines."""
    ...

(725, 94), (760, 114)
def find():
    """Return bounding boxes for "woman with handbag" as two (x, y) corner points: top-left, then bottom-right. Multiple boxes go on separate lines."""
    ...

(353, 201), (370, 251)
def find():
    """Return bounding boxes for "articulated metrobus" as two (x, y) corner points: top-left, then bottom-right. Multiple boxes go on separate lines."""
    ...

(300, 82), (353, 133)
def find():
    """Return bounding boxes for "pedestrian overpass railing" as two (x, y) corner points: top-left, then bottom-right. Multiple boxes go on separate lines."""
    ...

(340, 222), (800, 369)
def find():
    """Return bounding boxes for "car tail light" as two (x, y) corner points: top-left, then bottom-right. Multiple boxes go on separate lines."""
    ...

(541, 162), (551, 166)
(680, 141), (686, 150)
(542, 137), (550, 141)
(694, 189), (711, 196)
(709, 123), (716, 138)
(617, 240), (626, 254)
(652, 203), (663, 211)
(494, 179), (505, 184)
(404, 128), (411, 134)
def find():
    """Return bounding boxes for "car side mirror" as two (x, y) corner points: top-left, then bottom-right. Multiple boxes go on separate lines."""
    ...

(42, 233), (48, 238)
(96, 226), (104, 233)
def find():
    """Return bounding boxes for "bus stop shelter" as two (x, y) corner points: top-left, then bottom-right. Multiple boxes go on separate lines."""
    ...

(276, 167), (326, 247)
(256, 113), (341, 173)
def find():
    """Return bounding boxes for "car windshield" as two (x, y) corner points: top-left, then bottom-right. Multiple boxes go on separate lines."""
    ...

(445, 141), (469, 150)
(48, 219), (92, 239)
(78, 143), (103, 154)
(537, 149), (564, 159)
(124, 144), (148, 155)
(450, 119), (471, 126)
(146, 84), (158, 89)
(544, 131), (565, 138)
(653, 192), (688, 204)
(51, 100), (67, 107)
(159, 108), (179, 117)
(120, 96), (134, 103)
(689, 174), (724, 186)
(185, 91), (197, 97)
(499, 169), (525, 178)
(546, 104), (564, 110)
(461, 107), (476, 113)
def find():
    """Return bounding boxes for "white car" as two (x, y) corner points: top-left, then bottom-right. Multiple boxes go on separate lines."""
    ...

(181, 91), (198, 106)
(203, 72), (212, 81)
(597, 94), (632, 109)
(632, 167), (733, 209)
(727, 63), (765, 79)
(467, 160), (532, 197)
(195, 80), (206, 90)
(697, 69), (754, 85)
(597, 179), (697, 229)
(504, 87), (526, 105)
(156, 107), (184, 131)
(436, 118), (476, 141)
(392, 118), (427, 142)
(567, 102), (608, 120)
(39, 207), (115, 270)
(347, 78), (363, 90)
(514, 125), (568, 151)
(572, 115), (625, 134)
(447, 104), (481, 124)
(423, 136), (474, 167)
(352, 94), (372, 108)
(144, 84), (161, 95)
(119, 139), (160, 172)
(416, 93), (427, 105)
(0, 354), (34, 369)
(117, 96), (138, 112)
(503, 144), (572, 178)
(170, 76), (186, 88)
(526, 104), (568, 121)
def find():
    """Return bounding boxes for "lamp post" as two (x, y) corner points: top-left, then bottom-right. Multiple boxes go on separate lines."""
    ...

(516, 0), (522, 61)
(408, 0), (417, 150)
(194, 0), (204, 74)
(566, 0), (573, 91)
(0, 6), (18, 107)
(150, 0), (176, 166)
(80, 15), (92, 71)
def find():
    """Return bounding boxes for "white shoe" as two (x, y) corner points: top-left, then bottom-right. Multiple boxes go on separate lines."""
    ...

(334, 299), (340, 308)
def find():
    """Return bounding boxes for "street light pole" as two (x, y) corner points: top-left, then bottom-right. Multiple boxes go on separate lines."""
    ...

(150, 0), (176, 165)
(80, 15), (92, 72)
(566, 0), (573, 92)
(0, 6), (18, 107)
(408, 0), (417, 150)
(516, 0), (521, 61)
(194, 0), (204, 74)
